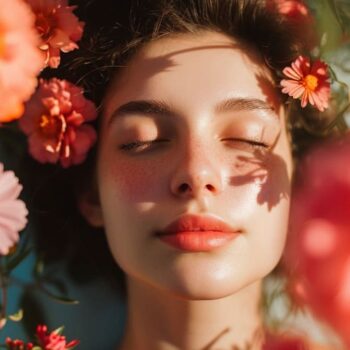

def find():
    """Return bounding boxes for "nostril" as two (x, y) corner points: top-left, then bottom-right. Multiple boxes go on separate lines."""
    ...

(178, 183), (189, 193)
(206, 184), (215, 192)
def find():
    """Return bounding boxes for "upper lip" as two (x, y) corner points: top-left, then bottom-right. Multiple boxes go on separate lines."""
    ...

(157, 214), (240, 236)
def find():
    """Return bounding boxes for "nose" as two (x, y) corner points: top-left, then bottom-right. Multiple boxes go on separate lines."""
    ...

(169, 141), (224, 199)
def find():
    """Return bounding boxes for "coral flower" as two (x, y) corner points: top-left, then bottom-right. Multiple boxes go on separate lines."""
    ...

(270, 0), (309, 19)
(19, 78), (97, 168)
(0, 163), (28, 256)
(0, 0), (44, 123)
(26, 0), (85, 68)
(284, 135), (350, 346)
(281, 56), (330, 112)
(36, 325), (79, 350)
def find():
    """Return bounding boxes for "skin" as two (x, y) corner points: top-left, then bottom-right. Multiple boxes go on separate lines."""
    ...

(81, 30), (293, 349)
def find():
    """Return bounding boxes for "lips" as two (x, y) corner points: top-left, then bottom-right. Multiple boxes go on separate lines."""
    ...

(156, 214), (240, 252)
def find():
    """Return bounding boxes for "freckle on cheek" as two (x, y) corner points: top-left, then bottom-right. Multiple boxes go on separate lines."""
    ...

(107, 162), (157, 201)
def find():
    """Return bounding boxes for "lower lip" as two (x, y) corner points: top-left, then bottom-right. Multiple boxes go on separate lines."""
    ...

(157, 231), (239, 252)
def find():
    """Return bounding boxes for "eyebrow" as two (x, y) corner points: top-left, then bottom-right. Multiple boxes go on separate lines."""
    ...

(108, 97), (277, 125)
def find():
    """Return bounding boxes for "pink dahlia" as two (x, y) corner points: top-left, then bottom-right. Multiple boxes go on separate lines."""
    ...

(281, 56), (331, 112)
(284, 135), (350, 346)
(36, 325), (79, 350)
(0, 163), (28, 256)
(26, 0), (85, 68)
(19, 78), (97, 168)
(0, 0), (44, 123)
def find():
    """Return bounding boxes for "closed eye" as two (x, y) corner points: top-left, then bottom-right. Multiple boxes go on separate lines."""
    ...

(222, 138), (269, 150)
(119, 139), (169, 152)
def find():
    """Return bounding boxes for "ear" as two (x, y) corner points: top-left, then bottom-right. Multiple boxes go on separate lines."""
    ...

(78, 190), (104, 228)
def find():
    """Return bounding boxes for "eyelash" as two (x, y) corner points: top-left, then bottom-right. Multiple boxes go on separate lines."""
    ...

(119, 138), (269, 151)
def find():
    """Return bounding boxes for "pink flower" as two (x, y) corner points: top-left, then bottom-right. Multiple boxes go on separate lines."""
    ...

(284, 135), (350, 346)
(26, 0), (85, 68)
(0, 163), (28, 256)
(19, 78), (97, 168)
(36, 325), (79, 350)
(0, 0), (44, 123)
(281, 56), (331, 112)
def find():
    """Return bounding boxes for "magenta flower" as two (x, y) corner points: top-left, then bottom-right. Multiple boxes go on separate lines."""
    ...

(0, 0), (44, 123)
(281, 56), (331, 112)
(26, 0), (85, 68)
(0, 164), (28, 256)
(284, 135), (350, 346)
(19, 78), (97, 168)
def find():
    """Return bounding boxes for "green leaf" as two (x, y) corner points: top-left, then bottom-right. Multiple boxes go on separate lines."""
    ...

(39, 286), (79, 305)
(8, 309), (23, 322)
(327, 0), (345, 31)
(52, 325), (64, 335)
(32, 347), (43, 350)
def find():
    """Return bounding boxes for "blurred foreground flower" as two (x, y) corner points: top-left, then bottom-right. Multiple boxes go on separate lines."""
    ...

(284, 134), (350, 346)
(26, 0), (85, 68)
(19, 78), (97, 168)
(36, 325), (79, 350)
(0, 163), (28, 256)
(281, 56), (330, 112)
(6, 324), (79, 350)
(0, 0), (44, 123)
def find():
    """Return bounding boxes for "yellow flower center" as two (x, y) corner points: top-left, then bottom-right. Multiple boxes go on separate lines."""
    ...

(304, 74), (319, 92)
(39, 114), (62, 137)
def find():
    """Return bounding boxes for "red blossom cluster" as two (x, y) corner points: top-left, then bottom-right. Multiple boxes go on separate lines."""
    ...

(6, 325), (79, 350)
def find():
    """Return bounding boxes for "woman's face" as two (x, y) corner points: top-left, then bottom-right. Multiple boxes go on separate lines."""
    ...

(94, 31), (293, 299)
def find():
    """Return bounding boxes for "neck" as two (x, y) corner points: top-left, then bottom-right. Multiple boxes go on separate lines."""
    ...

(118, 278), (265, 350)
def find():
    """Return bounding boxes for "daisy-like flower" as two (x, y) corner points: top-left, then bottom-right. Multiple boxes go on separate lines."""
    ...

(26, 0), (85, 68)
(0, 163), (28, 256)
(19, 78), (97, 168)
(281, 55), (331, 112)
(0, 0), (44, 123)
(36, 325), (79, 350)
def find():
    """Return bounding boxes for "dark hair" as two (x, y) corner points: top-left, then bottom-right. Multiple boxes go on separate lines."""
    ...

(22, 0), (305, 299)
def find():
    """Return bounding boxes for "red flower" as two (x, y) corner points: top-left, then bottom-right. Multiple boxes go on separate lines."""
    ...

(19, 78), (97, 168)
(281, 56), (331, 112)
(284, 134), (350, 346)
(26, 0), (84, 68)
(6, 337), (33, 350)
(36, 325), (79, 350)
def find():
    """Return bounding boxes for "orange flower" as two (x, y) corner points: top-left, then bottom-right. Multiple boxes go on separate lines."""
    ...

(19, 78), (97, 168)
(0, 0), (44, 123)
(281, 56), (330, 112)
(26, 0), (85, 68)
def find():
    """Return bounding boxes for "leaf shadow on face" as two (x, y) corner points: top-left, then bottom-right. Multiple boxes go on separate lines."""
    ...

(229, 137), (290, 211)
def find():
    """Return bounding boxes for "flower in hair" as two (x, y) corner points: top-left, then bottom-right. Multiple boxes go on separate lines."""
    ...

(26, 0), (85, 68)
(281, 56), (330, 112)
(36, 324), (79, 350)
(0, 163), (28, 256)
(271, 0), (309, 19)
(19, 78), (97, 168)
(0, 0), (44, 123)
(284, 135), (350, 346)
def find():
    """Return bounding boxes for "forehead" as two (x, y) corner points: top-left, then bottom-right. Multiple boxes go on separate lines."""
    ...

(103, 30), (281, 120)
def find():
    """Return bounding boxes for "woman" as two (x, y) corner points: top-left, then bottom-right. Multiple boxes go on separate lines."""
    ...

(23, 0), (338, 348)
